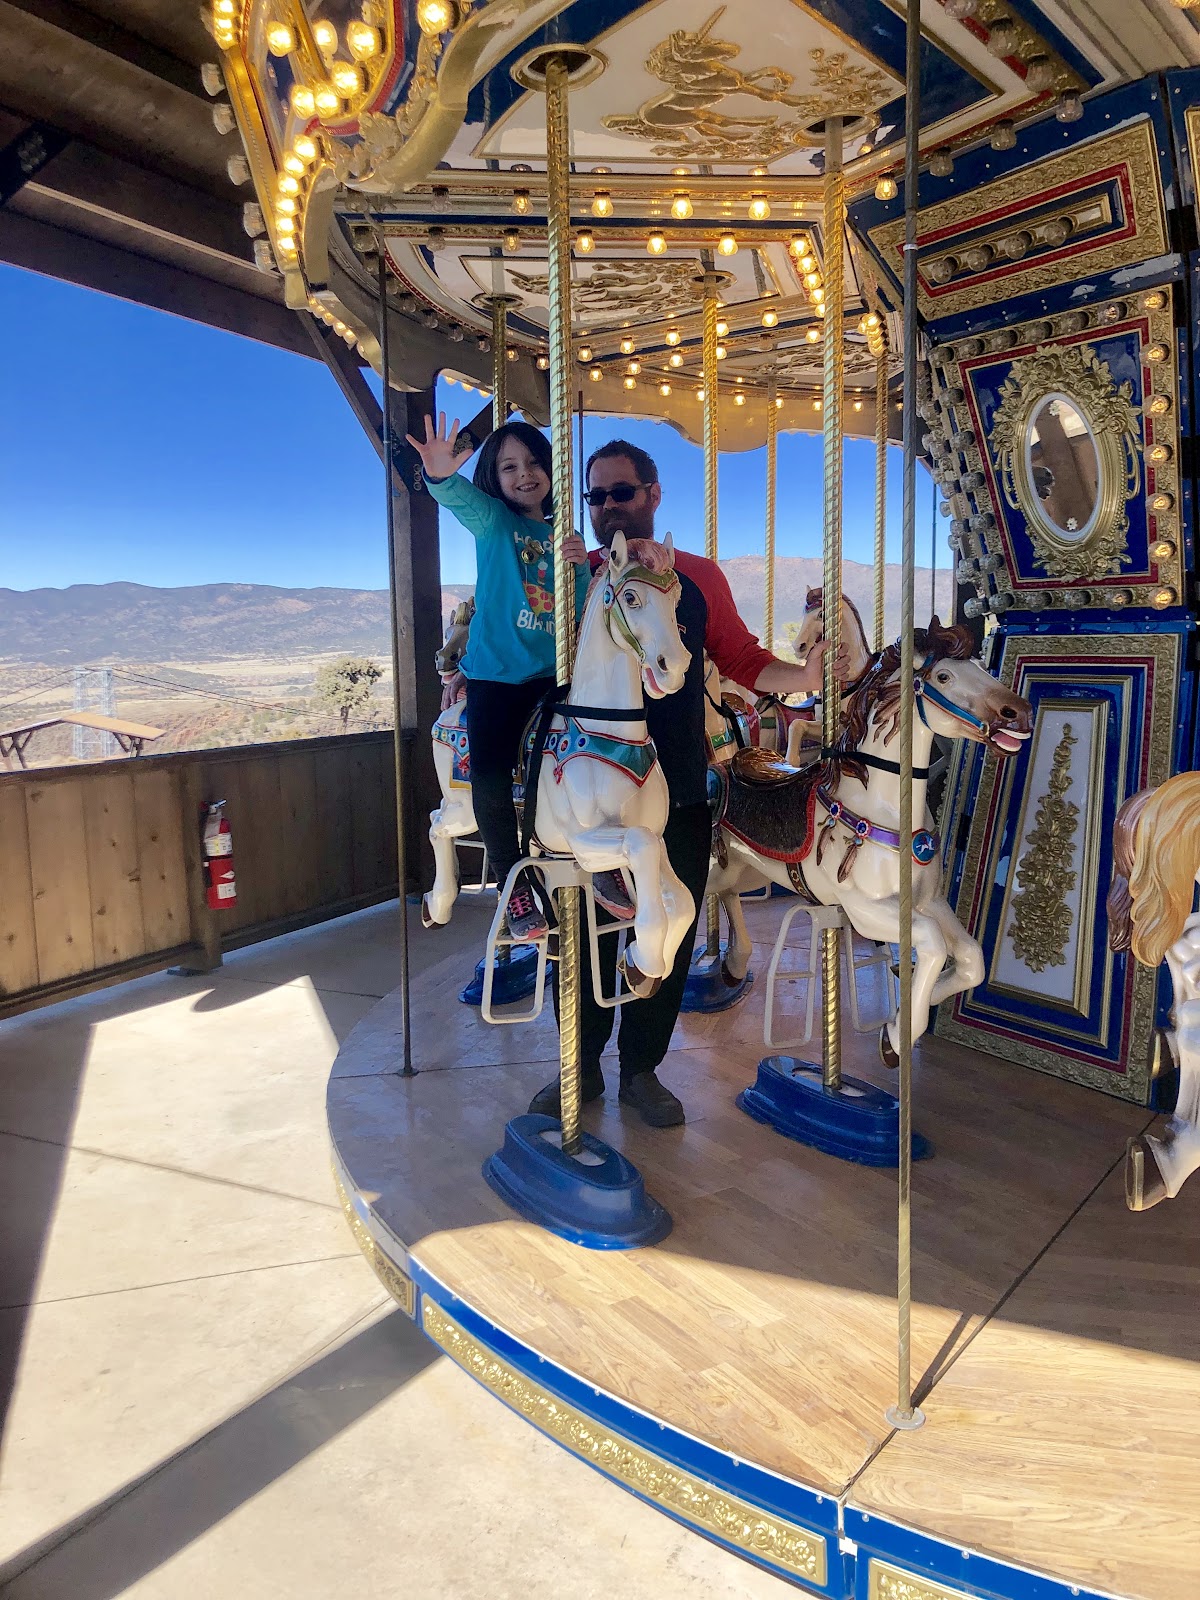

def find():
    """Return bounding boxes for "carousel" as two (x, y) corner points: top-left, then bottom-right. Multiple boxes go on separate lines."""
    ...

(208, 4), (1199, 1598)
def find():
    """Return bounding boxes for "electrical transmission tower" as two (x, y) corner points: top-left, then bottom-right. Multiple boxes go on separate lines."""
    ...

(72, 666), (117, 759)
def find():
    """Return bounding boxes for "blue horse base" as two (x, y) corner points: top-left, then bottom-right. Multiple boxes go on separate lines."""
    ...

(483, 1113), (673, 1249)
(737, 1055), (933, 1167)
(459, 942), (540, 1006)
(680, 949), (754, 1013)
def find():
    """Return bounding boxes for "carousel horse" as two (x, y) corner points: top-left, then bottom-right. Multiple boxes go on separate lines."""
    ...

(436, 596), (474, 681)
(1109, 772), (1200, 1210)
(425, 534), (695, 996)
(764, 587), (878, 764)
(707, 617), (1033, 1061)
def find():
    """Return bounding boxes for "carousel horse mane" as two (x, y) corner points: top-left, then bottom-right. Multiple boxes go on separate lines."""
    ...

(834, 617), (975, 764)
(1108, 772), (1200, 968)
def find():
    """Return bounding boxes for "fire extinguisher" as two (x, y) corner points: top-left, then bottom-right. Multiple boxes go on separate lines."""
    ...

(201, 800), (237, 911)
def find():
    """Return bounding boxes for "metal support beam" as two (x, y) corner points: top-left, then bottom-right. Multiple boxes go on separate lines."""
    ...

(0, 120), (68, 205)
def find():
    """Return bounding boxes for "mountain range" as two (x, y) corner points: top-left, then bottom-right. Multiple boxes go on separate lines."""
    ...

(0, 559), (951, 665)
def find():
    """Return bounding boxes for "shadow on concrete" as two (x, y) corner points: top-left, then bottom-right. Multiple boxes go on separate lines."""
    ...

(0, 1309), (436, 1597)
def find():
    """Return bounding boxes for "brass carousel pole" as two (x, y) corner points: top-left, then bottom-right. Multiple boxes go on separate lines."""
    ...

(544, 53), (583, 1157)
(874, 351), (888, 653)
(821, 116), (845, 1095)
(886, 0), (925, 1433)
(491, 296), (509, 429)
(764, 372), (778, 654)
(702, 275), (722, 961)
(377, 247), (413, 1077)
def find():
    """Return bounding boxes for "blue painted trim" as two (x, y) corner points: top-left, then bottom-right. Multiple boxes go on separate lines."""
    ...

(846, 1506), (1123, 1600)
(407, 1260), (844, 1593)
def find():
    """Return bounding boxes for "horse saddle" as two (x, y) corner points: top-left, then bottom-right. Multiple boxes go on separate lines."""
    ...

(708, 746), (822, 864)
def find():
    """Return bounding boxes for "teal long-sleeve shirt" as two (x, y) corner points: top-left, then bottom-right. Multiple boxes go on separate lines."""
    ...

(426, 472), (590, 684)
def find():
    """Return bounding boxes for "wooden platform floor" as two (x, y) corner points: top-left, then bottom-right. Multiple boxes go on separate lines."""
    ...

(329, 903), (1200, 1600)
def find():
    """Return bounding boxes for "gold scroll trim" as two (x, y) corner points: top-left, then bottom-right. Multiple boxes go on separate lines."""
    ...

(422, 1301), (827, 1584)
(334, 1170), (416, 1318)
(869, 1557), (972, 1600)
(869, 122), (1167, 321)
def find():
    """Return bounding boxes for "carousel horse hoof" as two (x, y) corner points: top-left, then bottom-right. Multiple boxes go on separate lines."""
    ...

(720, 959), (746, 988)
(619, 954), (662, 1000)
(879, 1025), (900, 1070)
(1125, 1134), (1169, 1211)
(421, 894), (437, 930)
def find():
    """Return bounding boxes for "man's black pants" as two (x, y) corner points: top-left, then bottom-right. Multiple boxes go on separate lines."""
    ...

(552, 801), (712, 1081)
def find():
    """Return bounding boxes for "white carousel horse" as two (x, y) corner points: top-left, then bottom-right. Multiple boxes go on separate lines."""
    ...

(436, 595), (475, 680)
(761, 586), (878, 765)
(425, 534), (695, 995)
(707, 616), (1034, 1061)
(1109, 773), (1200, 1209)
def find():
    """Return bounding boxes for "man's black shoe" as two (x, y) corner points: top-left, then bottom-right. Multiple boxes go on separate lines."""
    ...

(618, 1071), (685, 1128)
(527, 1066), (605, 1118)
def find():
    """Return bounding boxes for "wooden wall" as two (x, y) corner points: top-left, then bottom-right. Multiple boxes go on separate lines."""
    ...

(0, 732), (398, 1017)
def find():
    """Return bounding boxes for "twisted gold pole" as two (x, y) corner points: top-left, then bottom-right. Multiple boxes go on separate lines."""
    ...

(874, 350), (888, 653)
(491, 298), (508, 431)
(545, 55), (582, 1156)
(764, 374), (778, 654)
(702, 278), (721, 959)
(821, 117), (844, 1094)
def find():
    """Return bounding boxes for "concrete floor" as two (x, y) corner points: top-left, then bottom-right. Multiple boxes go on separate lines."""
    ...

(0, 898), (791, 1600)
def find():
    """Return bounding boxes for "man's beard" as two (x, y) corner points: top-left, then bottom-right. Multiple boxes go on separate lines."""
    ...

(596, 506), (655, 545)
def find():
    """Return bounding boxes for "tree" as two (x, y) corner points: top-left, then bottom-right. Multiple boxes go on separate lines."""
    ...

(315, 657), (383, 731)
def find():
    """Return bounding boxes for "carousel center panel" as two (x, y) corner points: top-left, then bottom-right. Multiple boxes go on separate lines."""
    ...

(326, 901), (1197, 1600)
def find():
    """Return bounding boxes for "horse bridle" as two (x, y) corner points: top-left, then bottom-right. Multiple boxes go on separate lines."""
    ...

(913, 649), (993, 739)
(602, 563), (681, 665)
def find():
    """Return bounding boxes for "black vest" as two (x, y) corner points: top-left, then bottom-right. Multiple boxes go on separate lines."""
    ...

(643, 572), (708, 809)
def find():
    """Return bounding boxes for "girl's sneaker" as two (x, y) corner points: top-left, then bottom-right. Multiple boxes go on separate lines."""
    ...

(592, 870), (635, 920)
(505, 873), (549, 942)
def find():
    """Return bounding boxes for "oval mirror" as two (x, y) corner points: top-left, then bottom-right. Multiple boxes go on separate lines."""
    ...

(1024, 392), (1100, 542)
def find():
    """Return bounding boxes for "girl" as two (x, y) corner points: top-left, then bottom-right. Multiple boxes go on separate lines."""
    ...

(406, 413), (592, 942)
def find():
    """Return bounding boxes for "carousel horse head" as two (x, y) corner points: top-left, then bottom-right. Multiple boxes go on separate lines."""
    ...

(793, 586), (873, 677)
(838, 617), (1033, 758)
(436, 597), (475, 677)
(600, 532), (690, 698)
(1109, 772), (1200, 967)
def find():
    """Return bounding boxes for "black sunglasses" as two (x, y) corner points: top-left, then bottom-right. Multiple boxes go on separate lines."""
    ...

(582, 482), (651, 508)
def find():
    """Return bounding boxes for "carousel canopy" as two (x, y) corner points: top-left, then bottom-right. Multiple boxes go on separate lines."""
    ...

(206, 0), (1199, 447)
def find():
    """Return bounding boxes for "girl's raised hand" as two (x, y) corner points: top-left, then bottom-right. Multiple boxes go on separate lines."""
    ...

(405, 411), (463, 480)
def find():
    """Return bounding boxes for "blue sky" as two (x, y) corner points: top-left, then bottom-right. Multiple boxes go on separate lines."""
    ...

(1, 265), (941, 592)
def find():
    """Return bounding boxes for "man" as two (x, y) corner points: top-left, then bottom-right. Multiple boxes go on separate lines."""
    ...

(530, 439), (838, 1129)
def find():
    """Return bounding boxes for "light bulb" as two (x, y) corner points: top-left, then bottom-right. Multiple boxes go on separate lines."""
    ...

(347, 21), (382, 60)
(987, 20), (1018, 56)
(332, 60), (364, 96)
(696, 389), (705, 401)
(799, 254), (816, 273)
(575, 229), (594, 253)
(506, 346), (518, 362)
(277, 173), (300, 196)
(665, 328), (681, 345)
(806, 328), (820, 343)
(293, 134), (317, 161)
(620, 337), (635, 355)
(875, 175), (898, 201)
(1056, 91), (1083, 123)
(277, 235), (298, 256)
(853, 399), (864, 411)
(775, 396), (783, 409)
(715, 344), (727, 359)
(290, 85), (316, 117)
(929, 149), (954, 178)
(812, 399), (822, 411)
(748, 195), (770, 221)
(591, 190), (613, 217)
(659, 382), (671, 396)
(578, 344), (593, 362)
(276, 196), (297, 216)
(503, 230), (520, 253)
(647, 231), (667, 255)
(789, 235), (810, 256)
(624, 375), (637, 389)
(811, 286), (824, 302)
(313, 20), (338, 53)
(867, 312), (881, 328)
(668, 352), (683, 368)
(804, 271), (820, 289)
(716, 319), (728, 337)
(214, 0), (235, 14)
(589, 366), (603, 381)
(717, 231), (738, 256)
(417, 0), (458, 35)
(512, 190), (531, 215)
(314, 85), (341, 117)
(266, 21), (295, 55)
(815, 302), (827, 316)
(535, 354), (549, 370)
(671, 192), (693, 220)
(761, 309), (778, 328)
(733, 391), (746, 405)
(990, 120), (1016, 152)
(283, 153), (305, 175)
(627, 360), (641, 375)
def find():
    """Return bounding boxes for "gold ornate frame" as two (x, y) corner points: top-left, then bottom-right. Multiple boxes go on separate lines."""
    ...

(987, 343), (1141, 584)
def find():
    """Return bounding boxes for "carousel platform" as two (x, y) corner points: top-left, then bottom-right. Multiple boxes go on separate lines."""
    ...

(328, 901), (1200, 1600)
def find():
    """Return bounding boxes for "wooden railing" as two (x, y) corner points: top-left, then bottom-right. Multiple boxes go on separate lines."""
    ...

(0, 731), (400, 1018)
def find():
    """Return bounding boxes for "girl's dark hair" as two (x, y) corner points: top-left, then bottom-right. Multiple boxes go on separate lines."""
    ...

(473, 421), (553, 517)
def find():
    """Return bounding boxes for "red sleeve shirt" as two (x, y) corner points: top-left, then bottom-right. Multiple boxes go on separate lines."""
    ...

(669, 548), (776, 694)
